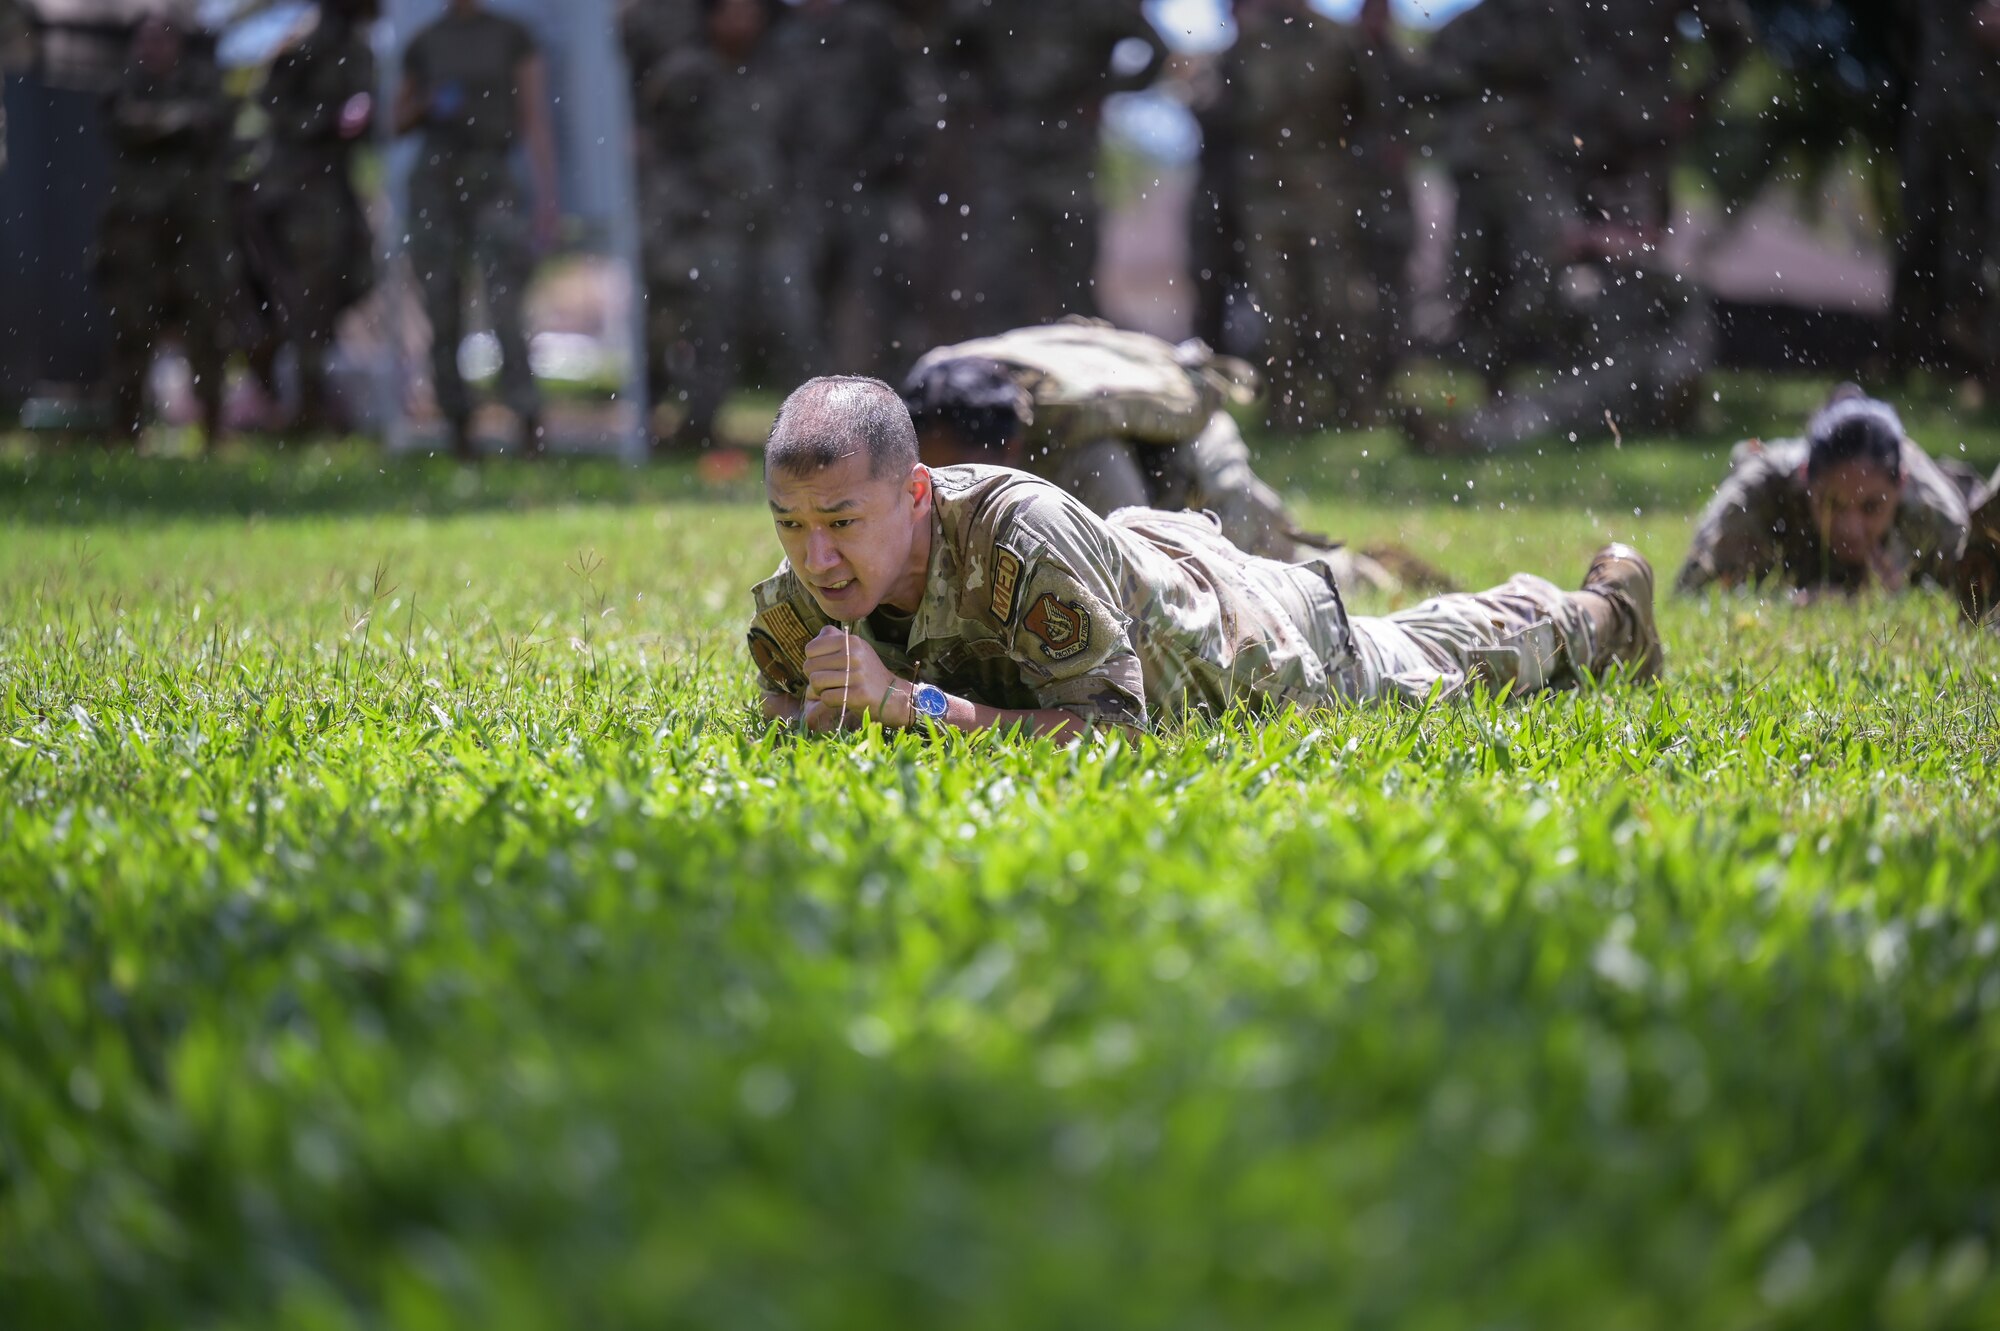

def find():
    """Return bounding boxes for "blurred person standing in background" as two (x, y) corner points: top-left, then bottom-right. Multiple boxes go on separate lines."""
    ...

(96, 14), (235, 450)
(1417, 0), (1578, 396)
(259, 0), (379, 437)
(396, 0), (558, 460)
(932, 0), (1166, 332)
(1562, 0), (1750, 237)
(626, 0), (816, 454)
(770, 0), (924, 379)
(1214, 0), (1410, 431)
(1893, 0), (2000, 390)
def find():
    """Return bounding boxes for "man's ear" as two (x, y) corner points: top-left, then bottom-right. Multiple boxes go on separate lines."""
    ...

(908, 464), (933, 513)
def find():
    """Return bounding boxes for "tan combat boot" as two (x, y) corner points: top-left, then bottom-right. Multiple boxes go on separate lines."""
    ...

(1580, 543), (1665, 681)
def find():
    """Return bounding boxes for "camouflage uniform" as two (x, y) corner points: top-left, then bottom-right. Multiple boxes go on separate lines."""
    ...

(936, 0), (1166, 329)
(401, 7), (543, 435)
(770, 0), (922, 379)
(1894, 0), (2000, 379)
(747, 465), (1637, 729)
(1349, 25), (1417, 415)
(1419, 0), (1579, 389)
(96, 35), (235, 443)
(1958, 466), (2000, 625)
(628, 15), (816, 446)
(1674, 436), (1972, 593)
(1187, 56), (1251, 356)
(1220, 5), (1407, 429)
(259, 7), (376, 432)
(1427, 258), (1713, 455)
(906, 321), (1326, 563)
(1565, 0), (1752, 234)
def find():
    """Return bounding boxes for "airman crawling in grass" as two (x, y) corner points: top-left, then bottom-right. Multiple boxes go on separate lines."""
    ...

(747, 377), (1664, 737)
(1676, 386), (1978, 603)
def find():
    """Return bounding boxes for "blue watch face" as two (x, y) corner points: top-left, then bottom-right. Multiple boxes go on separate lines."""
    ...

(912, 682), (949, 720)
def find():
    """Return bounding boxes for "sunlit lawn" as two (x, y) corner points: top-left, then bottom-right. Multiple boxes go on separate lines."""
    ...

(4, 394), (1999, 1328)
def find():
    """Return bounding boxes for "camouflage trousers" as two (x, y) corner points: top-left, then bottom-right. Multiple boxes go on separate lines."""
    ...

(407, 155), (540, 425)
(644, 218), (822, 441)
(1454, 287), (1713, 454)
(1226, 552), (1603, 709)
(96, 198), (233, 438)
(786, 186), (920, 379)
(1343, 575), (1600, 705)
(260, 162), (374, 428)
(1448, 144), (1571, 385)
(1241, 172), (1389, 429)
(967, 154), (1099, 327)
(1049, 410), (1308, 563)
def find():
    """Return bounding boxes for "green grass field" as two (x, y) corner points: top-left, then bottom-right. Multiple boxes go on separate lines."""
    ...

(5, 392), (2000, 1329)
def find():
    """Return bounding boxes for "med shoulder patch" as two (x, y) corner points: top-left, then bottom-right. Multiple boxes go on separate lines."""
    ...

(989, 545), (1024, 623)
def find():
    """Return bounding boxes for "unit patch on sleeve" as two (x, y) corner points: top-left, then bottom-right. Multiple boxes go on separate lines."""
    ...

(1023, 591), (1092, 661)
(989, 546), (1023, 623)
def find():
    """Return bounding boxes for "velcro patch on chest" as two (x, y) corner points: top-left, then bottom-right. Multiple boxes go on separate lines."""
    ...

(1023, 591), (1092, 661)
(989, 546), (1024, 623)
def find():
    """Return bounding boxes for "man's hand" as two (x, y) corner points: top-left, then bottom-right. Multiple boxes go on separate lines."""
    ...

(803, 626), (901, 726)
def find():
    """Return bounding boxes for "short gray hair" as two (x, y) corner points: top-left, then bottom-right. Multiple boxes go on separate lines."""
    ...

(765, 376), (919, 479)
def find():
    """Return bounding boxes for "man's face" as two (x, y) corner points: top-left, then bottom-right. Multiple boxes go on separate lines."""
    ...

(767, 451), (930, 620)
(1806, 458), (1901, 566)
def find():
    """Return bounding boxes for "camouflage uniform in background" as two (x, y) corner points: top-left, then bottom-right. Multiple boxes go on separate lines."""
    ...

(619, 0), (699, 82)
(629, 7), (817, 448)
(1958, 465), (2000, 626)
(935, 0), (1166, 330)
(96, 26), (235, 444)
(1893, 0), (2000, 380)
(1564, 0), (1751, 233)
(1347, 16), (1417, 416)
(1418, 0), (1579, 391)
(1219, 3), (1396, 430)
(259, 3), (377, 433)
(770, 0), (923, 378)
(746, 466), (1655, 729)
(1414, 255), (1714, 455)
(1186, 54), (1250, 355)
(1675, 435), (1972, 594)
(401, 6), (543, 442)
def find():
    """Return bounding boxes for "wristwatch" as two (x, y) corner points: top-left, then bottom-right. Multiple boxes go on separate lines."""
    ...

(909, 681), (949, 725)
